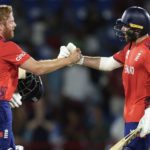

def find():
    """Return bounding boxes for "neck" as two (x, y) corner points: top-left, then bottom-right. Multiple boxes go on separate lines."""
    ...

(136, 34), (149, 43)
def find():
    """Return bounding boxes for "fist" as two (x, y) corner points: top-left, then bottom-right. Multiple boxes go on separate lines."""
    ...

(67, 42), (84, 65)
(58, 46), (70, 58)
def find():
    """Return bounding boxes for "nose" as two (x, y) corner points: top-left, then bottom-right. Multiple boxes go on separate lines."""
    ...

(14, 22), (17, 28)
(121, 26), (128, 32)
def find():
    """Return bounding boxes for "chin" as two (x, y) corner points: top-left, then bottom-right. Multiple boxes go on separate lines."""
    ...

(9, 33), (14, 39)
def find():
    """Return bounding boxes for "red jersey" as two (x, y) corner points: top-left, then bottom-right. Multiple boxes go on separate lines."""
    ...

(113, 36), (150, 122)
(0, 40), (30, 101)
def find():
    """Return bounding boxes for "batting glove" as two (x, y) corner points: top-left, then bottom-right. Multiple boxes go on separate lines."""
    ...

(57, 46), (70, 58)
(16, 145), (24, 150)
(9, 93), (22, 108)
(137, 107), (150, 137)
(67, 42), (84, 65)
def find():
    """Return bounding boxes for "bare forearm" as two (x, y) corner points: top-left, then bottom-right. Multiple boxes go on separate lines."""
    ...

(21, 57), (72, 75)
(82, 56), (101, 70)
(38, 58), (71, 74)
(81, 56), (122, 71)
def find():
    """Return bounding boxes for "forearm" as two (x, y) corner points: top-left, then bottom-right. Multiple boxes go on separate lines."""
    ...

(81, 56), (122, 71)
(38, 58), (71, 75)
(21, 57), (72, 75)
(82, 56), (101, 70)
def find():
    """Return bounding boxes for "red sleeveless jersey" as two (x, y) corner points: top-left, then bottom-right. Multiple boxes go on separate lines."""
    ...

(113, 36), (150, 122)
(0, 40), (30, 101)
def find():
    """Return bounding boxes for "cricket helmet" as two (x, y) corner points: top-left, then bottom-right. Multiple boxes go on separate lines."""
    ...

(114, 6), (150, 41)
(17, 72), (44, 102)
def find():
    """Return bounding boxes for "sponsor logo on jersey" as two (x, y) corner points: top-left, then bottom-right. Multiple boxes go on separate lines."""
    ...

(124, 65), (134, 75)
(16, 52), (26, 61)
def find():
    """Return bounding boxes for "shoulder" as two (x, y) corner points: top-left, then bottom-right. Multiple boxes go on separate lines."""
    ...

(3, 41), (20, 48)
(2, 41), (24, 52)
(144, 39), (150, 51)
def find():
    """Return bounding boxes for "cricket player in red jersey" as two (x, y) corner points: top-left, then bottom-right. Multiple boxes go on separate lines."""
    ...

(62, 6), (150, 150)
(0, 5), (81, 150)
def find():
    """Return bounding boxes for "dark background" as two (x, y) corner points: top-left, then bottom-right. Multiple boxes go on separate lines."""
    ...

(1, 0), (149, 150)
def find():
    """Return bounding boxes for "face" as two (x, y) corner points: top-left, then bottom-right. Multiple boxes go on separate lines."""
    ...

(3, 12), (16, 39)
(121, 26), (129, 41)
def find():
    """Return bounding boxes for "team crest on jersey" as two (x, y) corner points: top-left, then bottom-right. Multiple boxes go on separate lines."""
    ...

(0, 129), (8, 139)
(145, 42), (150, 50)
(4, 129), (8, 139)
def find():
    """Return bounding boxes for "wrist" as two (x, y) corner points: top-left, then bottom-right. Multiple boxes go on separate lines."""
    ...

(77, 55), (84, 65)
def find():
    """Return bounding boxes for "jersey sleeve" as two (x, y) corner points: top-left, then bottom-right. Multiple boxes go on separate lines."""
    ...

(113, 44), (129, 64)
(1, 41), (30, 66)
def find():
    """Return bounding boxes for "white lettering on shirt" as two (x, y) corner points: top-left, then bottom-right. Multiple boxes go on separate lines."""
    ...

(135, 52), (141, 61)
(124, 65), (134, 75)
(16, 52), (26, 61)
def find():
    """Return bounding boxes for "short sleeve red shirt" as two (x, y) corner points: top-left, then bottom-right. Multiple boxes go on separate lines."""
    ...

(0, 40), (30, 101)
(113, 36), (150, 122)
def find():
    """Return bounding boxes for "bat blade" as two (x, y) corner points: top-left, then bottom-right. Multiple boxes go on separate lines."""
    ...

(110, 128), (141, 150)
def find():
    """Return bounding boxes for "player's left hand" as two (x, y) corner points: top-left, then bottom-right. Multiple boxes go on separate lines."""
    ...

(9, 93), (22, 108)
(137, 107), (150, 137)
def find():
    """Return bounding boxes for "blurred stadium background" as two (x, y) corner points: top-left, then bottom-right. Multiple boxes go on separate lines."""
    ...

(1, 0), (150, 150)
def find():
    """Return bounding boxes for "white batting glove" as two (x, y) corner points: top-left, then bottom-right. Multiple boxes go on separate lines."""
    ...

(57, 46), (70, 58)
(137, 107), (150, 137)
(16, 145), (24, 150)
(67, 42), (84, 65)
(9, 93), (22, 108)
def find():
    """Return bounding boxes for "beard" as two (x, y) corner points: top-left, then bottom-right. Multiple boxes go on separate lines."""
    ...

(3, 27), (14, 40)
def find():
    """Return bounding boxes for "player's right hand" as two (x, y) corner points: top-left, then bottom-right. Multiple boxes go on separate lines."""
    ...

(57, 46), (70, 58)
(67, 48), (81, 64)
(67, 42), (84, 65)
(9, 93), (22, 108)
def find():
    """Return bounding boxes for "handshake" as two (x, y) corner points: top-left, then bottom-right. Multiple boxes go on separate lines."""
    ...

(57, 42), (84, 65)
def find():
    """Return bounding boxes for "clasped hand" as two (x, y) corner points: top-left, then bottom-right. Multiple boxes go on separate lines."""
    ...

(58, 43), (83, 65)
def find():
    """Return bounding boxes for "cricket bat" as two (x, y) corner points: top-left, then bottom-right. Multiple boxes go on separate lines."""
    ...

(110, 127), (141, 150)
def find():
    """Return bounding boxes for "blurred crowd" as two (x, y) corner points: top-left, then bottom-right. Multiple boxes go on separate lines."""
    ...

(2, 0), (150, 149)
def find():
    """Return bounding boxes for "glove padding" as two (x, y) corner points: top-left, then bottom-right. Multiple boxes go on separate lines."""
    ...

(9, 93), (22, 108)
(137, 107), (150, 137)
(16, 145), (24, 150)
(58, 46), (70, 58)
